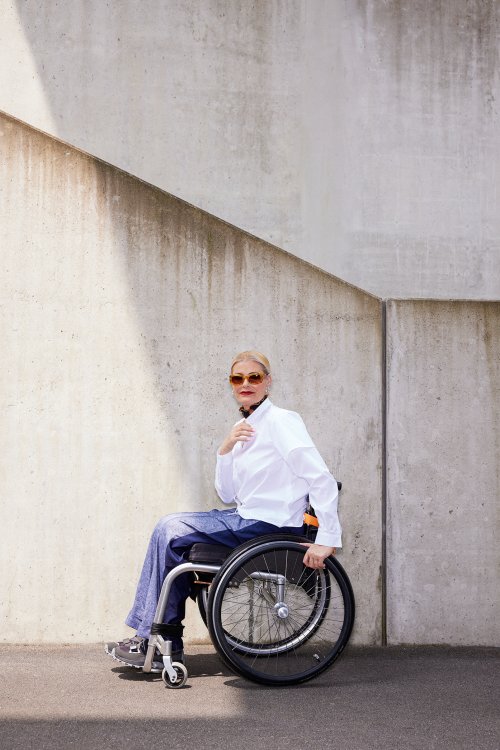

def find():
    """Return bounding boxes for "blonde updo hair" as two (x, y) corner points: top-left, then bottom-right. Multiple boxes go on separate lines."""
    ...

(231, 350), (271, 375)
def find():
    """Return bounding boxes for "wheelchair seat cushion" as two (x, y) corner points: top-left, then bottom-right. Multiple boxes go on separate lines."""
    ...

(188, 543), (234, 564)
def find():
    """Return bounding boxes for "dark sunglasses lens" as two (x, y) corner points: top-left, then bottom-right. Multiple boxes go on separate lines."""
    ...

(229, 372), (265, 385)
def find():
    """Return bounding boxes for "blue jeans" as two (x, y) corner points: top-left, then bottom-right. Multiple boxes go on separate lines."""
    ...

(125, 508), (303, 645)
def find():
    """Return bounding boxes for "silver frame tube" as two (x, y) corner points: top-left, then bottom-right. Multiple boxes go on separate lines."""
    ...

(143, 562), (220, 672)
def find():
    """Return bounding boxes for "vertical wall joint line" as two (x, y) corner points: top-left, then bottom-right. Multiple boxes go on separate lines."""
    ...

(381, 299), (388, 646)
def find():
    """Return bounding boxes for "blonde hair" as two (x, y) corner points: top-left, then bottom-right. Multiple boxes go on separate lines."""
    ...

(231, 350), (271, 375)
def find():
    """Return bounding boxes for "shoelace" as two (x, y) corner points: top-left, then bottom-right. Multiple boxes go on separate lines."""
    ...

(119, 635), (145, 652)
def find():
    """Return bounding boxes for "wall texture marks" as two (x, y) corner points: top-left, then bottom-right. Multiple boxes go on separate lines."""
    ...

(0, 112), (383, 644)
(386, 299), (500, 645)
(1, 0), (499, 298)
(3, 112), (499, 647)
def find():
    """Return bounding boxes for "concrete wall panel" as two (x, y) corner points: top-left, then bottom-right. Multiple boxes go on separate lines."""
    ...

(1, 0), (499, 299)
(386, 300), (500, 645)
(0, 112), (383, 644)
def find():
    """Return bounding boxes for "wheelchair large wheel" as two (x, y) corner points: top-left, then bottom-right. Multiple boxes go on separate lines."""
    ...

(206, 538), (355, 686)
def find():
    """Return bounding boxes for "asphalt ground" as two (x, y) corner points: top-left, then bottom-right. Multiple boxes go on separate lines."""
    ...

(0, 644), (498, 750)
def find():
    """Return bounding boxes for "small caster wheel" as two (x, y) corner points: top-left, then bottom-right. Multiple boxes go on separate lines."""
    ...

(162, 662), (188, 689)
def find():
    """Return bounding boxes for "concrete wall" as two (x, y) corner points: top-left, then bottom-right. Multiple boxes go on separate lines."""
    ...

(3, 112), (499, 648)
(386, 300), (500, 645)
(0, 112), (383, 644)
(1, 0), (499, 300)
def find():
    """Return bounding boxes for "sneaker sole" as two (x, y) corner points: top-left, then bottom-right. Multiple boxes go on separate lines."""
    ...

(110, 648), (164, 673)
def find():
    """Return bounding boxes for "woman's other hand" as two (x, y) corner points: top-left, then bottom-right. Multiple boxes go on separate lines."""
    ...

(301, 542), (336, 569)
(218, 420), (255, 455)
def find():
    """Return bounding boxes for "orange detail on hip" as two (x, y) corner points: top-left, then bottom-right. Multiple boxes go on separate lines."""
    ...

(303, 512), (319, 528)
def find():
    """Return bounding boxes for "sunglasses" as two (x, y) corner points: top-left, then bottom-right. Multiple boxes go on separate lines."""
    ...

(229, 371), (267, 386)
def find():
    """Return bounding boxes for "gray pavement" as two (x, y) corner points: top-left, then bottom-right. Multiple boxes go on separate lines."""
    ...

(0, 644), (498, 750)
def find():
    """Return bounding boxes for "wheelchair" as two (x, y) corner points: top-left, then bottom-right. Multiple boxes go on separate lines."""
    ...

(142, 483), (355, 688)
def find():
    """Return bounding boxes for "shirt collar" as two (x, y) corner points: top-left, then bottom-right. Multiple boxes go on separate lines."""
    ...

(245, 397), (272, 425)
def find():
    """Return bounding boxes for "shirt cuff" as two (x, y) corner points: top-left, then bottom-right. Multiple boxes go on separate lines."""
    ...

(315, 529), (342, 548)
(216, 451), (233, 463)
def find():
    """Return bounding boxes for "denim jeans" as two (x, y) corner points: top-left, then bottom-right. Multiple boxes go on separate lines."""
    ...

(125, 507), (303, 646)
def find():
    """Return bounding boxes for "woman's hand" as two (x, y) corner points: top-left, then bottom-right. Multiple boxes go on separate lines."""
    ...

(218, 420), (255, 455)
(301, 542), (336, 569)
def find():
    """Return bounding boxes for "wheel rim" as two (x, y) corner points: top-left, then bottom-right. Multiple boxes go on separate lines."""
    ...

(208, 540), (354, 685)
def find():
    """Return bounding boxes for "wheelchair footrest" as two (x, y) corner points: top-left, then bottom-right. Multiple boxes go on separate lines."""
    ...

(188, 543), (233, 564)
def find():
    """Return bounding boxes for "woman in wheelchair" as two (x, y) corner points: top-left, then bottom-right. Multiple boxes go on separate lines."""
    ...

(105, 350), (343, 680)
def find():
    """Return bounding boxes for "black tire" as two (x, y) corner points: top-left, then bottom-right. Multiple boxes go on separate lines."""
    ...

(162, 662), (188, 688)
(207, 538), (354, 686)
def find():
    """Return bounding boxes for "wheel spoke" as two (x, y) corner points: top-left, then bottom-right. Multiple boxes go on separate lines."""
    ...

(207, 539), (354, 685)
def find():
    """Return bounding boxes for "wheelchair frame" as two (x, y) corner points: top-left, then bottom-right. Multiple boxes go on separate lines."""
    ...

(143, 529), (355, 688)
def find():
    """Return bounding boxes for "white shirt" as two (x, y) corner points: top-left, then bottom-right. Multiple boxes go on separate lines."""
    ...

(215, 399), (342, 547)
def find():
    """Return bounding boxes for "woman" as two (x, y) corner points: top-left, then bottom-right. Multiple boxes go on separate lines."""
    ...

(106, 350), (341, 671)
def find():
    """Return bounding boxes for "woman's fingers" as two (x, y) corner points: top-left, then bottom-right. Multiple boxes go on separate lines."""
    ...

(218, 422), (256, 454)
(232, 421), (255, 441)
(301, 542), (336, 569)
(303, 550), (325, 569)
